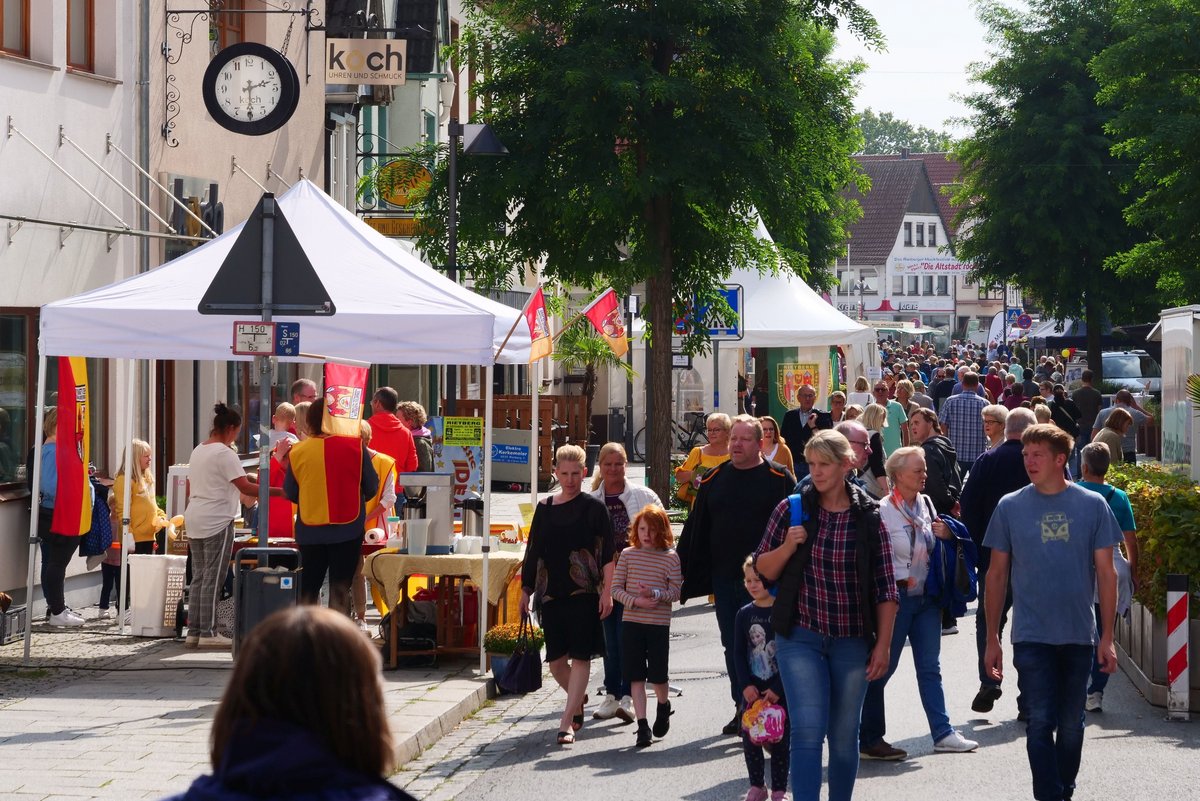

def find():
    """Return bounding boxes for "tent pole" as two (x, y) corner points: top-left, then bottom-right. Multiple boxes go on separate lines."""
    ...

(117, 360), (136, 635)
(529, 359), (538, 510)
(480, 363), (493, 675)
(22, 352), (48, 662)
(256, 195), (276, 545)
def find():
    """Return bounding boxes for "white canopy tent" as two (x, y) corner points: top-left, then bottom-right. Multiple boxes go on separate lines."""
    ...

(27, 179), (532, 668)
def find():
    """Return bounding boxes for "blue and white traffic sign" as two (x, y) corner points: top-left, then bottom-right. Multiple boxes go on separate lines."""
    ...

(275, 322), (300, 356)
(1006, 308), (1022, 326)
(674, 284), (744, 340)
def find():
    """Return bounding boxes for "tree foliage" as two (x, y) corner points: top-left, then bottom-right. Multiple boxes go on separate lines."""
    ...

(856, 108), (953, 154)
(415, 0), (875, 499)
(1092, 0), (1200, 303)
(951, 0), (1156, 379)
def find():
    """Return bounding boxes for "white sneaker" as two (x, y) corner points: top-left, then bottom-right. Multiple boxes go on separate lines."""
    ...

(96, 608), (113, 619)
(593, 694), (620, 720)
(195, 633), (233, 650)
(934, 730), (979, 753)
(616, 695), (635, 724)
(48, 609), (85, 628)
(1085, 692), (1103, 712)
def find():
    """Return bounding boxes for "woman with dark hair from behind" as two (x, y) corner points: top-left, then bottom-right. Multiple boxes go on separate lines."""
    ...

(162, 606), (416, 801)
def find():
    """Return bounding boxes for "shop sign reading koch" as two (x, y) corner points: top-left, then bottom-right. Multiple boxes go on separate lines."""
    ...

(326, 38), (407, 85)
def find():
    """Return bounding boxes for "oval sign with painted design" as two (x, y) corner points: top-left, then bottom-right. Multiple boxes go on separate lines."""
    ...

(378, 160), (434, 208)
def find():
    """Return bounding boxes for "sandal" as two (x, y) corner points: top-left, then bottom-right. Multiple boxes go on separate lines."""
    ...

(557, 730), (575, 745)
(571, 693), (588, 732)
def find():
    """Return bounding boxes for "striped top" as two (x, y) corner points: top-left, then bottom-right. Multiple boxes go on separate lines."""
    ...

(611, 546), (682, 626)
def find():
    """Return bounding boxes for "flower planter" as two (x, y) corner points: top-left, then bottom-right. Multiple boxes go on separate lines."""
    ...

(1114, 600), (1200, 711)
(489, 653), (511, 679)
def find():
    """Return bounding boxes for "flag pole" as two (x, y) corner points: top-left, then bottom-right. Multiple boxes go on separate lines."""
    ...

(552, 311), (586, 342)
(493, 311), (524, 364)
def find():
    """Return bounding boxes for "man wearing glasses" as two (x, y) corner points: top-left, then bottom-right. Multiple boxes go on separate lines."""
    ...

(779, 384), (832, 481)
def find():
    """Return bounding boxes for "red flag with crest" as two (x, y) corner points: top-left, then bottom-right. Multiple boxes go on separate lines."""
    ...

(581, 288), (628, 358)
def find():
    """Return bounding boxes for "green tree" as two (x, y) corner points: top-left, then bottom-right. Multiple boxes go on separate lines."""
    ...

(416, 0), (876, 500)
(1093, 0), (1200, 303)
(951, 0), (1154, 379)
(857, 108), (953, 154)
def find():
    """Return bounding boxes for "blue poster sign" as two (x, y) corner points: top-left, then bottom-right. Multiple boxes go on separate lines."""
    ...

(275, 322), (300, 356)
(491, 443), (529, 464)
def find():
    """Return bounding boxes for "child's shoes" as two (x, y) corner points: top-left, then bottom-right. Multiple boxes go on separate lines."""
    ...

(743, 788), (768, 801)
(652, 700), (672, 737)
(635, 719), (652, 748)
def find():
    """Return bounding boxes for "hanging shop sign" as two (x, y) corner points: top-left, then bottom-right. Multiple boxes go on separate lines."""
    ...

(326, 38), (407, 85)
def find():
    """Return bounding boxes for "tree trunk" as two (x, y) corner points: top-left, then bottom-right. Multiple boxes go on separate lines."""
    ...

(645, 198), (674, 503)
(1085, 290), (1103, 384)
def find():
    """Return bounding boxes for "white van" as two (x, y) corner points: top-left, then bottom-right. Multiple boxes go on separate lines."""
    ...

(1102, 350), (1161, 395)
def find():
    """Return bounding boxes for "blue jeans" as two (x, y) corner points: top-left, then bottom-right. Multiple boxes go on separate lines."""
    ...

(860, 589), (952, 748)
(1088, 604), (1110, 695)
(976, 571), (1013, 687)
(713, 573), (752, 706)
(601, 600), (629, 698)
(1013, 643), (1092, 801)
(776, 625), (870, 801)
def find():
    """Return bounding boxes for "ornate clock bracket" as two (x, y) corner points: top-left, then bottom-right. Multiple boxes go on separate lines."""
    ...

(162, 1), (323, 148)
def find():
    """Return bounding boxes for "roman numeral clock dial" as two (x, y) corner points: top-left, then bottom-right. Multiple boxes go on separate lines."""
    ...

(202, 43), (300, 136)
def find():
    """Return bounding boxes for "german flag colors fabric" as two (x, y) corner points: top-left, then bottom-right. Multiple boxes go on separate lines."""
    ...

(288, 436), (365, 526)
(52, 357), (91, 536)
(524, 286), (553, 362)
(322, 363), (369, 437)
(581, 288), (628, 358)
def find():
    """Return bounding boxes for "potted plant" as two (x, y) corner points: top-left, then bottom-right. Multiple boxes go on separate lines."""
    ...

(483, 621), (545, 676)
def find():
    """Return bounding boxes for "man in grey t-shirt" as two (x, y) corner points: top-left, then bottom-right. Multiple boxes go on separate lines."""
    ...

(983, 424), (1122, 801)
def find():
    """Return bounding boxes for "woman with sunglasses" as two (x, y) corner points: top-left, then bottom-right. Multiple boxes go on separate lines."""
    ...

(757, 416), (794, 476)
(674, 413), (731, 507)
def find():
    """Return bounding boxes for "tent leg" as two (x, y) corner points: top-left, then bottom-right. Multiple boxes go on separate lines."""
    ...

(529, 359), (538, 508)
(22, 352), (49, 662)
(117, 359), (137, 635)
(480, 364), (493, 675)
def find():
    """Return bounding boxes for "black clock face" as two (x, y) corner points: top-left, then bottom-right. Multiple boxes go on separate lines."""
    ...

(202, 42), (300, 136)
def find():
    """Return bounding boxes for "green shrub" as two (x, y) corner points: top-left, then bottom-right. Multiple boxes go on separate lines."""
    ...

(1107, 462), (1200, 617)
(483, 622), (544, 655)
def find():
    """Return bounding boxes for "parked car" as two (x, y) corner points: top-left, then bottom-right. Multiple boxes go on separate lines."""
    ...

(1102, 350), (1161, 395)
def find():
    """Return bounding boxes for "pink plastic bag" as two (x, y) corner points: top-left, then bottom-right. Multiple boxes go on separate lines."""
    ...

(741, 698), (787, 745)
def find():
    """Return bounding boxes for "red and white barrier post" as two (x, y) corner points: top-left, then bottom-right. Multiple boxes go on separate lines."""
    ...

(1165, 574), (1190, 721)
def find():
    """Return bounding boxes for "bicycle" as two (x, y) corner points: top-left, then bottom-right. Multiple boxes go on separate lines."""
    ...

(631, 411), (708, 462)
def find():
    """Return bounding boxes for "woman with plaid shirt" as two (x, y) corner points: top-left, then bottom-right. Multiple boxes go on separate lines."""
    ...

(753, 430), (899, 801)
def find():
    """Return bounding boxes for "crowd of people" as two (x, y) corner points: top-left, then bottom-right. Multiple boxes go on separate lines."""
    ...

(519, 337), (1142, 801)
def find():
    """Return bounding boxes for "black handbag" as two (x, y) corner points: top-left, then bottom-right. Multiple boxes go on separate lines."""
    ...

(497, 616), (543, 695)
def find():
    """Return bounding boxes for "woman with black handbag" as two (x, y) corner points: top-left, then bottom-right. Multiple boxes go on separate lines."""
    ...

(519, 445), (616, 745)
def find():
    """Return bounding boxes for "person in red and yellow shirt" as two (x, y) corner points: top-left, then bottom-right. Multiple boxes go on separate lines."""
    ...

(285, 400), (378, 615)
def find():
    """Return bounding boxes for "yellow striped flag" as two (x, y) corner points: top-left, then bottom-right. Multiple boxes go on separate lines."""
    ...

(52, 357), (91, 536)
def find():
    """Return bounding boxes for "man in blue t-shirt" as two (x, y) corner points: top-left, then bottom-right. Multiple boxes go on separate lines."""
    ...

(1077, 441), (1139, 714)
(983, 424), (1122, 801)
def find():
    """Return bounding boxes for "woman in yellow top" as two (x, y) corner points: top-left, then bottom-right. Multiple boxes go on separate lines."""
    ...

(674, 413), (731, 506)
(113, 439), (169, 554)
(757, 415), (795, 474)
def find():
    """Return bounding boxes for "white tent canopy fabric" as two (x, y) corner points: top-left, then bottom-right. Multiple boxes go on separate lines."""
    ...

(39, 179), (532, 364)
(730, 218), (875, 348)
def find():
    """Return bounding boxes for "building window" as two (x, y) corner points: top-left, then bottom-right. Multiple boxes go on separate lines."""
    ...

(907, 275), (919, 295)
(1, 0), (29, 56)
(936, 276), (949, 296)
(892, 275), (904, 295)
(922, 275), (934, 295)
(835, 270), (847, 294)
(903, 222), (913, 246)
(916, 224), (925, 247)
(210, 0), (245, 55)
(67, 0), (94, 71)
(859, 269), (879, 294)
(0, 310), (110, 487)
(929, 224), (937, 247)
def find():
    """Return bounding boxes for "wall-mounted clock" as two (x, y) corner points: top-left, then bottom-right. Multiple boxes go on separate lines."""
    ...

(202, 42), (301, 136)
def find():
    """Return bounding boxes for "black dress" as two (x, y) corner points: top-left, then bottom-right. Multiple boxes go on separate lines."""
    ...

(521, 493), (615, 661)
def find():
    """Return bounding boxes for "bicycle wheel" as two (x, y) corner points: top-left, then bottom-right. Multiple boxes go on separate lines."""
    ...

(632, 427), (647, 462)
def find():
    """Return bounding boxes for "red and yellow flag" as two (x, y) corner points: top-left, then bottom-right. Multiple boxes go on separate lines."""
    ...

(581, 288), (628, 358)
(52, 357), (91, 536)
(322, 363), (368, 437)
(524, 286), (553, 362)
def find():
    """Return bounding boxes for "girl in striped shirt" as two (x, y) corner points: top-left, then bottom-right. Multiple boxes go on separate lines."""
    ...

(611, 505), (682, 748)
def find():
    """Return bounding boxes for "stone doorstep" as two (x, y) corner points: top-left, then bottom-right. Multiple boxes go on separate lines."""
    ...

(387, 673), (496, 768)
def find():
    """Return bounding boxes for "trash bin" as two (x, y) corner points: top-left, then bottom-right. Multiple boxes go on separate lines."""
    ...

(128, 554), (188, 638)
(233, 547), (300, 656)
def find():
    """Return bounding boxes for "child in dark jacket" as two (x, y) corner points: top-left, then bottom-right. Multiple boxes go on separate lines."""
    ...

(734, 556), (789, 801)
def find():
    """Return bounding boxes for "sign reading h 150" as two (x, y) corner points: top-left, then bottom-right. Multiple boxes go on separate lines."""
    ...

(326, 39), (407, 85)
